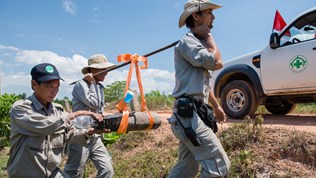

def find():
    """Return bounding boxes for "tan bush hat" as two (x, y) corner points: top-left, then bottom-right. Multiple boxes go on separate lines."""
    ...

(82, 54), (116, 74)
(179, 0), (222, 28)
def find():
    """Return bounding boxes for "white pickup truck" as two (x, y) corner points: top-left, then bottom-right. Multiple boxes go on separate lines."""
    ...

(212, 7), (316, 119)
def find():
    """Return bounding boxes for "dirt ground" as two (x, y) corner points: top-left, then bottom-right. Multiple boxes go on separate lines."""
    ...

(227, 113), (316, 133)
(155, 111), (316, 177)
(157, 111), (316, 133)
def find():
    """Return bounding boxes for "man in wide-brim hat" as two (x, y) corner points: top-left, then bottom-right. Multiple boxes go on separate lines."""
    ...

(81, 54), (115, 75)
(178, 0), (221, 28)
(65, 54), (115, 178)
(168, 0), (230, 177)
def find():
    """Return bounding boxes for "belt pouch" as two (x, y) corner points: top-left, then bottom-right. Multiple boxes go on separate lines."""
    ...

(177, 97), (194, 118)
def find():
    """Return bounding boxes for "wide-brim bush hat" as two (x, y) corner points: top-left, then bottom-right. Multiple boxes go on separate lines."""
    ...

(179, 0), (222, 28)
(82, 54), (116, 74)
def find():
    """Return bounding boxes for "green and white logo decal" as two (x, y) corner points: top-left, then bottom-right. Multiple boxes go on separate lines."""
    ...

(45, 65), (54, 73)
(289, 55), (307, 73)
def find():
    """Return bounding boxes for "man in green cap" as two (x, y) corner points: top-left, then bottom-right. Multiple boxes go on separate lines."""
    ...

(7, 63), (104, 178)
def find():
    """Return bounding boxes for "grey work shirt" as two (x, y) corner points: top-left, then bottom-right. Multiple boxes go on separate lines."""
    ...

(172, 32), (216, 101)
(7, 94), (88, 178)
(72, 79), (105, 113)
(71, 79), (105, 140)
(203, 71), (212, 103)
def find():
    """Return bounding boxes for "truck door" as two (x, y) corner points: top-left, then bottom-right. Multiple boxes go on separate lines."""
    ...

(261, 11), (316, 95)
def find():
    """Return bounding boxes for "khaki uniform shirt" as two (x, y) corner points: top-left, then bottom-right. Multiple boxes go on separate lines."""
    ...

(72, 79), (105, 114)
(172, 32), (216, 101)
(7, 94), (88, 178)
(71, 79), (105, 139)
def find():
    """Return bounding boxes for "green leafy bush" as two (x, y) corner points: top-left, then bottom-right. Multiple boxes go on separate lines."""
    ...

(104, 81), (126, 102)
(229, 150), (256, 178)
(102, 132), (122, 146)
(0, 93), (21, 148)
(53, 96), (71, 109)
(145, 90), (174, 110)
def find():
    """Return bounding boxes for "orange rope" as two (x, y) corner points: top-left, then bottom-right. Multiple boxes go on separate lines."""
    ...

(116, 54), (154, 134)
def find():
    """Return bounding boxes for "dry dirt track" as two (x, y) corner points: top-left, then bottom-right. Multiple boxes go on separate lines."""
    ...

(156, 112), (316, 133)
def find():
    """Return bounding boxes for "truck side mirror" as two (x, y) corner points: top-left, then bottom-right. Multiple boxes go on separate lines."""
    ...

(269, 32), (279, 49)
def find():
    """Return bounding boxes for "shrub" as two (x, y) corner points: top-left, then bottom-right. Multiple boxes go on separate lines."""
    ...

(104, 81), (126, 103)
(218, 115), (264, 154)
(0, 93), (21, 148)
(145, 90), (174, 110)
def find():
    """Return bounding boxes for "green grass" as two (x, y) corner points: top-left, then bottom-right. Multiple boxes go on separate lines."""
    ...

(106, 130), (177, 178)
(293, 103), (316, 114)
(256, 103), (316, 114)
(0, 147), (9, 177)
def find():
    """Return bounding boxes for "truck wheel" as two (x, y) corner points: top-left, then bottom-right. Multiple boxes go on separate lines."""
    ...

(265, 101), (296, 115)
(221, 80), (258, 119)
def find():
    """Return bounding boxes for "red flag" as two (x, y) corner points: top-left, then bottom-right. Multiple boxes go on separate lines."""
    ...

(273, 10), (286, 31)
(273, 10), (290, 36)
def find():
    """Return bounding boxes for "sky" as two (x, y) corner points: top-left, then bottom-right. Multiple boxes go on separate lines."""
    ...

(0, 0), (315, 99)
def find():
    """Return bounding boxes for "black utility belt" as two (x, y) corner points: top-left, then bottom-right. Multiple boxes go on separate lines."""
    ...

(176, 96), (204, 117)
(176, 96), (218, 133)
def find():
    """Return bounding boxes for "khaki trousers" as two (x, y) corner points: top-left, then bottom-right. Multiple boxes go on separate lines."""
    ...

(64, 136), (114, 178)
(168, 106), (230, 178)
